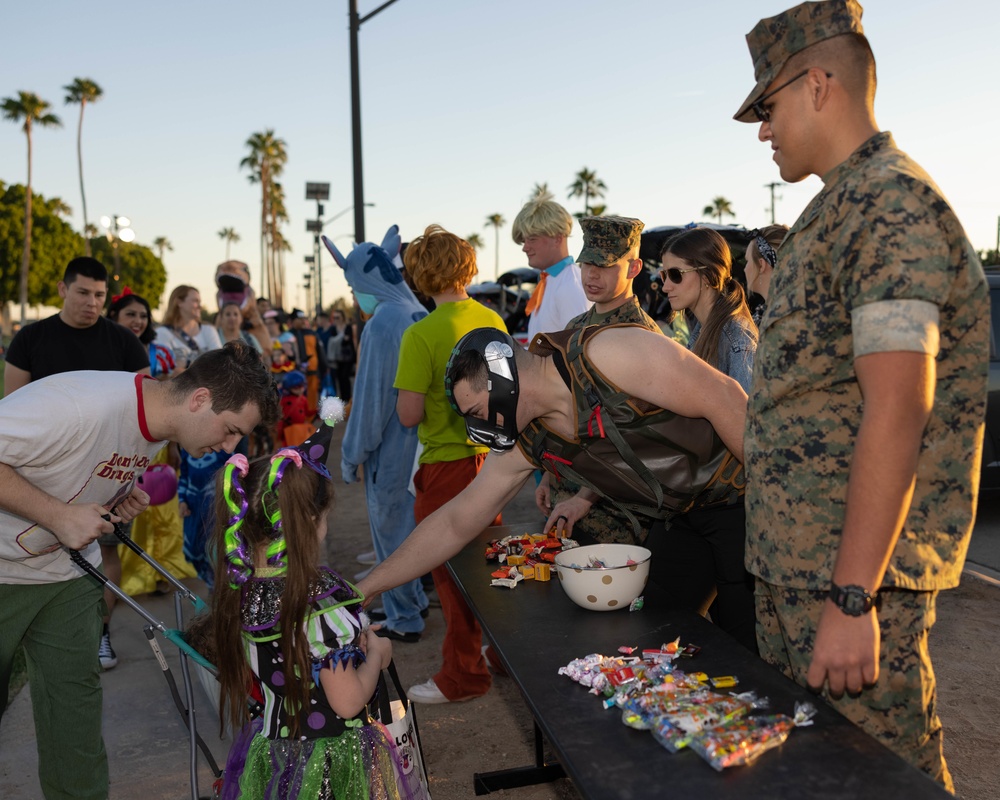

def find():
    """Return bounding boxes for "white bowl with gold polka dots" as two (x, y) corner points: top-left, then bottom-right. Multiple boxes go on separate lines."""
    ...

(553, 544), (651, 612)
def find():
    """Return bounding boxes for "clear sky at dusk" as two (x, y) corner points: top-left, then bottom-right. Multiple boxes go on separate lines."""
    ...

(1, 0), (997, 314)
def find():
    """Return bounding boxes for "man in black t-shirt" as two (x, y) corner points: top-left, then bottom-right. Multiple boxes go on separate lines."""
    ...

(4, 256), (150, 671)
(5, 258), (149, 392)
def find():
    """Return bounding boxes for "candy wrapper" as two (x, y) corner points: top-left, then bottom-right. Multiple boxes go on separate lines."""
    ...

(647, 691), (763, 752)
(687, 703), (817, 771)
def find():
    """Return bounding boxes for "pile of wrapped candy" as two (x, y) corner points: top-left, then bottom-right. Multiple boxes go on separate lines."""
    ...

(558, 640), (815, 771)
(485, 532), (579, 589)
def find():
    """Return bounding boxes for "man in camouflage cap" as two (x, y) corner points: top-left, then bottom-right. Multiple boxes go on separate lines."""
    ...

(736, 0), (988, 789)
(536, 215), (663, 548)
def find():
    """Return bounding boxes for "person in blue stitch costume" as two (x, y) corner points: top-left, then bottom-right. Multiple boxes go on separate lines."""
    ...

(323, 228), (430, 642)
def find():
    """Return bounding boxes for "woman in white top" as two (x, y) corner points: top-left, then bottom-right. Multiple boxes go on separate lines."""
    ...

(156, 285), (222, 367)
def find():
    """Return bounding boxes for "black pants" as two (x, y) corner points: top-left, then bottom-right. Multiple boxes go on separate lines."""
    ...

(643, 503), (757, 654)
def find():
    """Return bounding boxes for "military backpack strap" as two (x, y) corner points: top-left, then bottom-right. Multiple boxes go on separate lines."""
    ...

(564, 326), (667, 510)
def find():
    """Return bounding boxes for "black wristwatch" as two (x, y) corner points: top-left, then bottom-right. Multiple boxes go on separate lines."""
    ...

(828, 583), (878, 616)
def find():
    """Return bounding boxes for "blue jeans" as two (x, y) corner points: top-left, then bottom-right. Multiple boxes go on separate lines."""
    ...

(364, 472), (427, 633)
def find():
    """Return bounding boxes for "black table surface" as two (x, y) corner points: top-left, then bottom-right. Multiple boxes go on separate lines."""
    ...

(447, 525), (951, 800)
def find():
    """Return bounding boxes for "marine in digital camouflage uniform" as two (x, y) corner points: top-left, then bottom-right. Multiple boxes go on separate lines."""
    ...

(538, 216), (663, 546)
(735, 1), (988, 790)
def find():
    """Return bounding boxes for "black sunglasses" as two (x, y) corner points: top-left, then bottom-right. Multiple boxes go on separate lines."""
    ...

(751, 69), (832, 123)
(658, 265), (706, 284)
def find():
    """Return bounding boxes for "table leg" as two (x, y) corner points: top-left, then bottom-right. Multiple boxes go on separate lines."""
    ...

(472, 721), (566, 795)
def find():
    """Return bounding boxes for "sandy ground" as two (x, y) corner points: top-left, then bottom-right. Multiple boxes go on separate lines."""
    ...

(1, 419), (996, 798)
(325, 424), (998, 799)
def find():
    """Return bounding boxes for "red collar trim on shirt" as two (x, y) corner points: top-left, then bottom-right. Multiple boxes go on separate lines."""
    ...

(135, 374), (158, 442)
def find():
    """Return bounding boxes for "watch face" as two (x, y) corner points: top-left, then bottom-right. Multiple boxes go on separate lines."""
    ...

(844, 591), (867, 615)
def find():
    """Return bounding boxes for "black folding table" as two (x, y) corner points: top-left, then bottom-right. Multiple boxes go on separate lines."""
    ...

(447, 525), (951, 799)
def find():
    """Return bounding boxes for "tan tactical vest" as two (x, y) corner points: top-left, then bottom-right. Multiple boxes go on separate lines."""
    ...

(517, 325), (744, 533)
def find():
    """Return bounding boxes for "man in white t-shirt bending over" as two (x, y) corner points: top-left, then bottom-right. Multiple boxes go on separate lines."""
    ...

(0, 341), (278, 800)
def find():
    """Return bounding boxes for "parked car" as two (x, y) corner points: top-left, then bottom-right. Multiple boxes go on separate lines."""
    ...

(981, 271), (1000, 488)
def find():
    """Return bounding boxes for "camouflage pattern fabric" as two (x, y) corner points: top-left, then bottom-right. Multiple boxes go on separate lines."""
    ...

(755, 581), (953, 791)
(552, 297), (662, 545)
(564, 295), (661, 333)
(577, 215), (644, 267)
(734, 0), (865, 122)
(745, 132), (989, 592)
(549, 296), (662, 544)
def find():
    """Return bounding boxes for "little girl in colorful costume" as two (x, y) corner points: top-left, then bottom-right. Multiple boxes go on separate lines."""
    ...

(212, 400), (408, 799)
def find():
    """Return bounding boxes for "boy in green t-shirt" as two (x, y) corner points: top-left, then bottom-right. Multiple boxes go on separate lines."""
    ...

(393, 225), (506, 704)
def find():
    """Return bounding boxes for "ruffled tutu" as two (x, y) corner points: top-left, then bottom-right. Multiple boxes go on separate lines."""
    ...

(222, 722), (410, 800)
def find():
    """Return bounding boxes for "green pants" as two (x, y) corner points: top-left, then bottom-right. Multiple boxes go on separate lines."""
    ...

(0, 575), (108, 800)
(755, 580), (953, 793)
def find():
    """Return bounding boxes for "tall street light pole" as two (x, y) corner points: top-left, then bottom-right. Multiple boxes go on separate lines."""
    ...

(349, 0), (401, 245)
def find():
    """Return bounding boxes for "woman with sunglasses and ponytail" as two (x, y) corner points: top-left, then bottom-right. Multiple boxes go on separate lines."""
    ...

(653, 226), (758, 653)
(659, 227), (757, 391)
(211, 403), (406, 800)
(744, 225), (789, 329)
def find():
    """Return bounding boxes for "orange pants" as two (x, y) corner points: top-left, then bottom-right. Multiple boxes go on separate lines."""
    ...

(413, 454), (500, 700)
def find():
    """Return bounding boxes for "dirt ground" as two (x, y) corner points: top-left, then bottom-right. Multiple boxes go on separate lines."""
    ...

(325, 423), (998, 800)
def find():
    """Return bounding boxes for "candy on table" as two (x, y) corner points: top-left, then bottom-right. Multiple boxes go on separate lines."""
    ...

(710, 675), (738, 690)
(535, 563), (551, 581)
(687, 703), (816, 771)
(520, 565), (535, 579)
(649, 692), (758, 752)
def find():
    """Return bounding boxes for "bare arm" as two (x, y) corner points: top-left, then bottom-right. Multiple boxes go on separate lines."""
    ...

(318, 629), (391, 719)
(587, 328), (748, 460)
(357, 446), (536, 601)
(0, 463), (117, 549)
(807, 350), (934, 696)
(3, 362), (31, 397)
(396, 389), (426, 428)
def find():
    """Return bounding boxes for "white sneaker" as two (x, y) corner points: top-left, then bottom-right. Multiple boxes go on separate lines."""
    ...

(356, 550), (378, 565)
(99, 632), (118, 670)
(407, 678), (479, 705)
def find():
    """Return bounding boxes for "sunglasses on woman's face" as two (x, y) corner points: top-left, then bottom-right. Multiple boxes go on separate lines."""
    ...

(658, 265), (706, 284)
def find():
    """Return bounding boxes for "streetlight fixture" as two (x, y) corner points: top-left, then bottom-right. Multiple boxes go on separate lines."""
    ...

(99, 214), (134, 286)
(349, 0), (400, 243)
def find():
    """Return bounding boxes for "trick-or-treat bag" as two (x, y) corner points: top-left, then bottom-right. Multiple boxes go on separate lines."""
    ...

(377, 661), (431, 799)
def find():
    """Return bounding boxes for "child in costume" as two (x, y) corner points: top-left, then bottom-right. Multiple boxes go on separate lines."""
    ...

(212, 401), (406, 800)
(179, 448), (228, 587)
(277, 370), (317, 447)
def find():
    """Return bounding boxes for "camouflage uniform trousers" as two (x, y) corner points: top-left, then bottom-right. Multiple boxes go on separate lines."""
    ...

(754, 580), (953, 793)
(549, 478), (651, 545)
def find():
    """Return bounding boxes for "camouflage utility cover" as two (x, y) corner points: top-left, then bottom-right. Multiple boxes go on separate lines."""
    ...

(745, 132), (989, 591)
(734, 0), (865, 122)
(577, 216), (644, 268)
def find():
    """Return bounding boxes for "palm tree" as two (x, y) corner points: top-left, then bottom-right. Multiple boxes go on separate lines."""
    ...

(484, 213), (505, 280)
(240, 129), (288, 298)
(152, 236), (173, 262)
(703, 196), (736, 224)
(1, 91), (62, 323)
(217, 227), (240, 260)
(49, 197), (73, 217)
(567, 167), (607, 217)
(530, 182), (549, 199)
(63, 78), (103, 256)
(466, 232), (484, 251)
